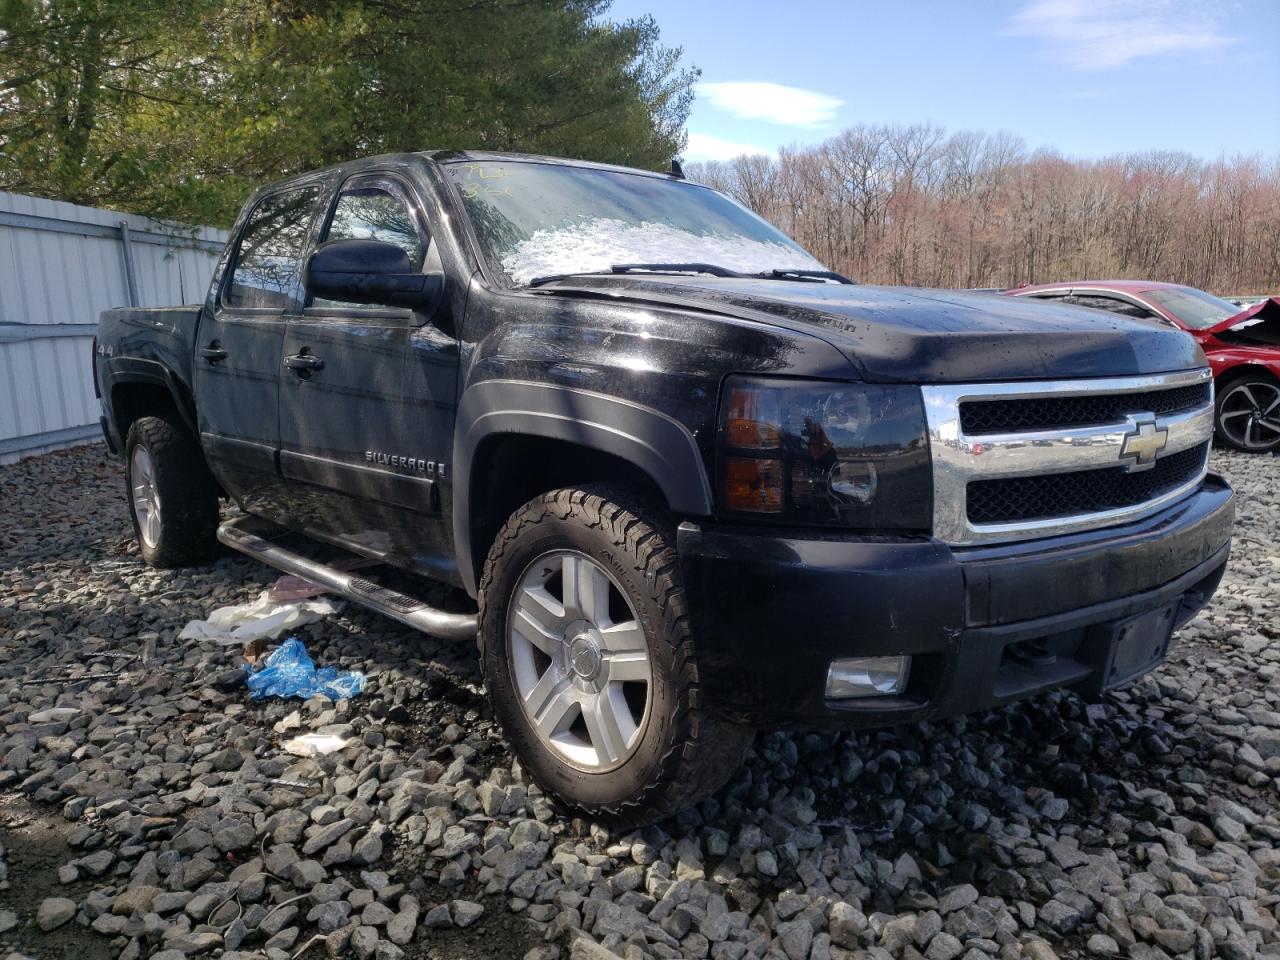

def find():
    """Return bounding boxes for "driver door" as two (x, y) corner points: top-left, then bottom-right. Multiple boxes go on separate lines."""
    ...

(277, 173), (459, 571)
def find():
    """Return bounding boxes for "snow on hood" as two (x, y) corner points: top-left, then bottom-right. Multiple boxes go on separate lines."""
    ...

(499, 218), (825, 284)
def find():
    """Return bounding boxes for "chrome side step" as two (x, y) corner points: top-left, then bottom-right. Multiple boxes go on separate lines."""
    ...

(217, 515), (478, 641)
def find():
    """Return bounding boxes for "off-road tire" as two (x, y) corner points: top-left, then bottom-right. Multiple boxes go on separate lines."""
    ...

(478, 485), (753, 824)
(124, 415), (220, 567)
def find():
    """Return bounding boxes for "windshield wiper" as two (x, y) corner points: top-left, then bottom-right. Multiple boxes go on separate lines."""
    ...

(753, 268), (855, 284)
(611, 262), (746, 278)
(528, 262), (746, 287)
(527, 270), (616, 287)
(527, 263), (855, 287)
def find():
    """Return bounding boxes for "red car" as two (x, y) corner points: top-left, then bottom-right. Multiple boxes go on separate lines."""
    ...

(1007, 281), (1280, 453)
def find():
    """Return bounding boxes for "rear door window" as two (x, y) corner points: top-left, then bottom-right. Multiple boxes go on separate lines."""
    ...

(225, 185), (323, 310)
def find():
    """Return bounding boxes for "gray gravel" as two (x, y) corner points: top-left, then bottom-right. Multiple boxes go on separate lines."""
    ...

(0, 444), (1277, 960)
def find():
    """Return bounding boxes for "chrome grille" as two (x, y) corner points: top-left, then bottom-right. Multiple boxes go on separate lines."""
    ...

(968, 442), (1209, 525)
(960, 382), (1211, 434)
(923, 369), (1214, 545)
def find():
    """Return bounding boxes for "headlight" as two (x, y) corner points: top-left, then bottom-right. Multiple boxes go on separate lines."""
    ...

(716, 376), (932, 529)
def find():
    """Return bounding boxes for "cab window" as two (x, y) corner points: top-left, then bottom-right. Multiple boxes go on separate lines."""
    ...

(225, 185), (323, 310)
(324, 181), (426, 270)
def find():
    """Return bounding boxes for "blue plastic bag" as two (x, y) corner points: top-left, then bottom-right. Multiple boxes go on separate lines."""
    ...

(244, 638), (365, 701)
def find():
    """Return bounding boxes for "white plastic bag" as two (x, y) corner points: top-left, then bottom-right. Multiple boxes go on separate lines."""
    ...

(179, 590), (343, 645)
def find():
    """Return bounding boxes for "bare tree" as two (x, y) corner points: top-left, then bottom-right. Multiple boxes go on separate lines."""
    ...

(686, 125), (1280, 294)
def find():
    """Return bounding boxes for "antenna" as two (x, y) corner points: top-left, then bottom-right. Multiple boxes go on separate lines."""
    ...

(670, 159), (685, 179)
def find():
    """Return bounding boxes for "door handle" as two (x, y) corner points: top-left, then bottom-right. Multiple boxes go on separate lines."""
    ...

(200, 343), (228, 364)
(284, 353), (325, 374)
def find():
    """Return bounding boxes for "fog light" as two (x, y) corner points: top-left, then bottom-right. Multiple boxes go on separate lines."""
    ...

(825, 656), (911, 699)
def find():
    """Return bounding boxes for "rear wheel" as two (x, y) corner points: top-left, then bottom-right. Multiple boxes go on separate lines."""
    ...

(478, 486), (753, 823)
(124, 415), (220, 567)
(1215, 375), (1280, 452)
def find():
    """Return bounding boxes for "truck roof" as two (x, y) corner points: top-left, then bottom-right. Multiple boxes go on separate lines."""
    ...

(251, 150), (686, 198)
(424, 150), (685, 181)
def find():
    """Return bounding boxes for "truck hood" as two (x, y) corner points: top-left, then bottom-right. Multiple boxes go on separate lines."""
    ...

(555, 276), (1206, 383)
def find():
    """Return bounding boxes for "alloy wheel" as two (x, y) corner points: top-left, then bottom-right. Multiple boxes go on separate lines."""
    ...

(506, 549), (652, 771)
(1218, 381), (1280, 450)
(130, 445), (162, 548)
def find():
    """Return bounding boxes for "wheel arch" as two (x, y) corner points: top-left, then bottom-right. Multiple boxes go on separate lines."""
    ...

(1214, 361), (1280, 390)
(108, 362), (199, 445)
(453, 380), (713, 596)
(1213, 362), (1280, 451)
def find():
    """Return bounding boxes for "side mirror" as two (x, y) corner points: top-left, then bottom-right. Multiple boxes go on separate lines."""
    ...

(304, 239), (442, 311)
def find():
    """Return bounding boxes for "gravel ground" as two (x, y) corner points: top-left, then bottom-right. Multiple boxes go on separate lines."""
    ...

(0, 444), (1277, 960)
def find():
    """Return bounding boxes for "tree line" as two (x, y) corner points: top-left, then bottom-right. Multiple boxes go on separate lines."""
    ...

(689, 125), (1280, 295)
(0, 0), (696, 227)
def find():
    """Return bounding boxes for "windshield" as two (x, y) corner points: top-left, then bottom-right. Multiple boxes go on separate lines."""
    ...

(1143, 286), (1242, 329)
(442, 159), (825, 286)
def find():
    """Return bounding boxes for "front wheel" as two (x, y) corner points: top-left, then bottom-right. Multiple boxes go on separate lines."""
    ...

(1215, 375), (1280, 452)
(124, 415), (220, 567)
(478, 486), (753, 824)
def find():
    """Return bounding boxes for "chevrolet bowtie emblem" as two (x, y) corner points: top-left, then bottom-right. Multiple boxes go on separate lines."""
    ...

(1119, 415), (1168, 472)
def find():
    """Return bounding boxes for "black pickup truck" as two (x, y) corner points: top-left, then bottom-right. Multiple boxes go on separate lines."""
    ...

(96, 151), (1234, 821)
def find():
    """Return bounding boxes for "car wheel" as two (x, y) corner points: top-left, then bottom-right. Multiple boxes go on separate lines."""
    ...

(1215, 375), (1280, 453)
(478, 485), (753, 824)
(124, 415), (220, 567)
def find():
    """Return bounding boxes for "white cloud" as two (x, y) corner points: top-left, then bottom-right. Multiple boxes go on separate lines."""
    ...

(1005, 0), (1237, 70)
(681, 132), (774, 163)
(694, 81), (843, 128)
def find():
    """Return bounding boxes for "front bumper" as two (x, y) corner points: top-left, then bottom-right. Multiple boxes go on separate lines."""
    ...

(677, 475), (1233, 727)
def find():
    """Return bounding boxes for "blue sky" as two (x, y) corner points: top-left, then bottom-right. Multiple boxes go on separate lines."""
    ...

(606, 0), (1280, 162)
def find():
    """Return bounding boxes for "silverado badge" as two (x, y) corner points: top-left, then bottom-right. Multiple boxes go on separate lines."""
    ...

(364, 451), (446, 478)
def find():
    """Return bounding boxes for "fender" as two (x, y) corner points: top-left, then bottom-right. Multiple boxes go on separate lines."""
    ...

(1207, 354), (1280, 383)
(105, 357), (199, 443)
(452, 379), (714, 596)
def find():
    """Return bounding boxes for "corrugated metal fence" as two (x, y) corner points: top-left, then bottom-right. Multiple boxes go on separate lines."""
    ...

(0, 191), (227, 463)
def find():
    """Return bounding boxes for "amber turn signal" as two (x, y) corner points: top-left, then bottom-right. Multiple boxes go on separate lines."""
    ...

(723, 457), (784, 513)
(722, 383), (781, 449)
